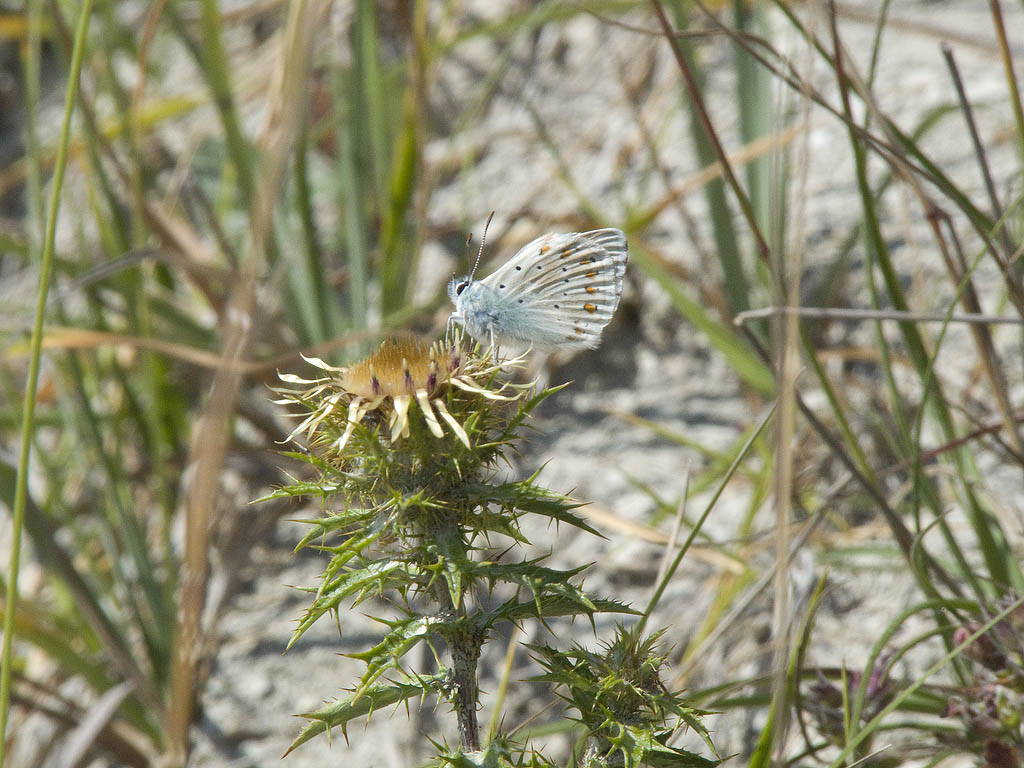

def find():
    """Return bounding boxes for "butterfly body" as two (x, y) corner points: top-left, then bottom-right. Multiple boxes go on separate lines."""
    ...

(448, 228), (628, 351)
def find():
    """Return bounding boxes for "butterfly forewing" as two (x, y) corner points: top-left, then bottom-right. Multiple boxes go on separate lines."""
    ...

(453, 228), (628, 351)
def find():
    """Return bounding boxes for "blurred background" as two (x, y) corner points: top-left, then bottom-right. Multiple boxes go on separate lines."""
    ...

(1, 1), (1023, 766)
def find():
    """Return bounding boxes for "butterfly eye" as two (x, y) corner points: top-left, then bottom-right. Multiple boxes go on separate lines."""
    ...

(455, 281), (469, 296)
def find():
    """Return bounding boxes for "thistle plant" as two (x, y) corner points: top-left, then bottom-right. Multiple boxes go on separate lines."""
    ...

(262, 338), (718, 765)
(529, 626), (718, 767)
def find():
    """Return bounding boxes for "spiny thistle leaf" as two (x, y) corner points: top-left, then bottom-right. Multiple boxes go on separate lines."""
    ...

(291, 507), (378, 549)
(482, 561), (590, 586)
(481, 561), (595, 618)
(316, 514), (396, 585)
(602, 723), (721, 768)
(285, 671), (447, 756)
(429, 733), (561, 767)
(254, 480), (340, 502)
(442, 553), (465, 609)
(346, 614), (432, 694)
(457, 479), (603, 538)
(287, 560), (419, 648)
(673, 706), (719, 759)
(498, 596), (637, 626)
(273, 449), (358, 479)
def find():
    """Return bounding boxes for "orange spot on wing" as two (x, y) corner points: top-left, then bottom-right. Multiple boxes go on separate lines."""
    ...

(585, 285), (596, 294)
(584, 303), (597, 313)
(539, 244), (551, 254)
(586, 271), (597, 279)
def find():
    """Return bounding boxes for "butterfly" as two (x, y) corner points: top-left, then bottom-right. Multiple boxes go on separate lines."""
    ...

(447, 228), (628, 351)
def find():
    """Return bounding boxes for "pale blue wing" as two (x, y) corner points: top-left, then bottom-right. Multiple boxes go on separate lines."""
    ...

(473, 229), (628, 350)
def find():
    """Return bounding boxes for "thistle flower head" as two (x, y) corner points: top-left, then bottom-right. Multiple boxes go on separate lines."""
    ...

(274, 338), (528, 456)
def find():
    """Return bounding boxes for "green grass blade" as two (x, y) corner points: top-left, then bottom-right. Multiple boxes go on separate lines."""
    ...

(1, 3), (95, 759)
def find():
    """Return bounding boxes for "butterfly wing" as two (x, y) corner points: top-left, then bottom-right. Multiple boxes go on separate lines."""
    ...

(477, 228), (628, 349)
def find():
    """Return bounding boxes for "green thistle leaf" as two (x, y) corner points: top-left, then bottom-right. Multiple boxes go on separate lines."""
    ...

(288, 560), (419, 648)
(285, 672), (447, 756)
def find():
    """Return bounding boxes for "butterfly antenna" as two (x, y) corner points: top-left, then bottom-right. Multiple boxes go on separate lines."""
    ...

(468, 211), (495, 279)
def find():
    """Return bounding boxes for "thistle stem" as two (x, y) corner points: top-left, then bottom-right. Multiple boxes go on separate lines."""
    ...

(448, 622), (482, 751)
(429, 521), (482, 751)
